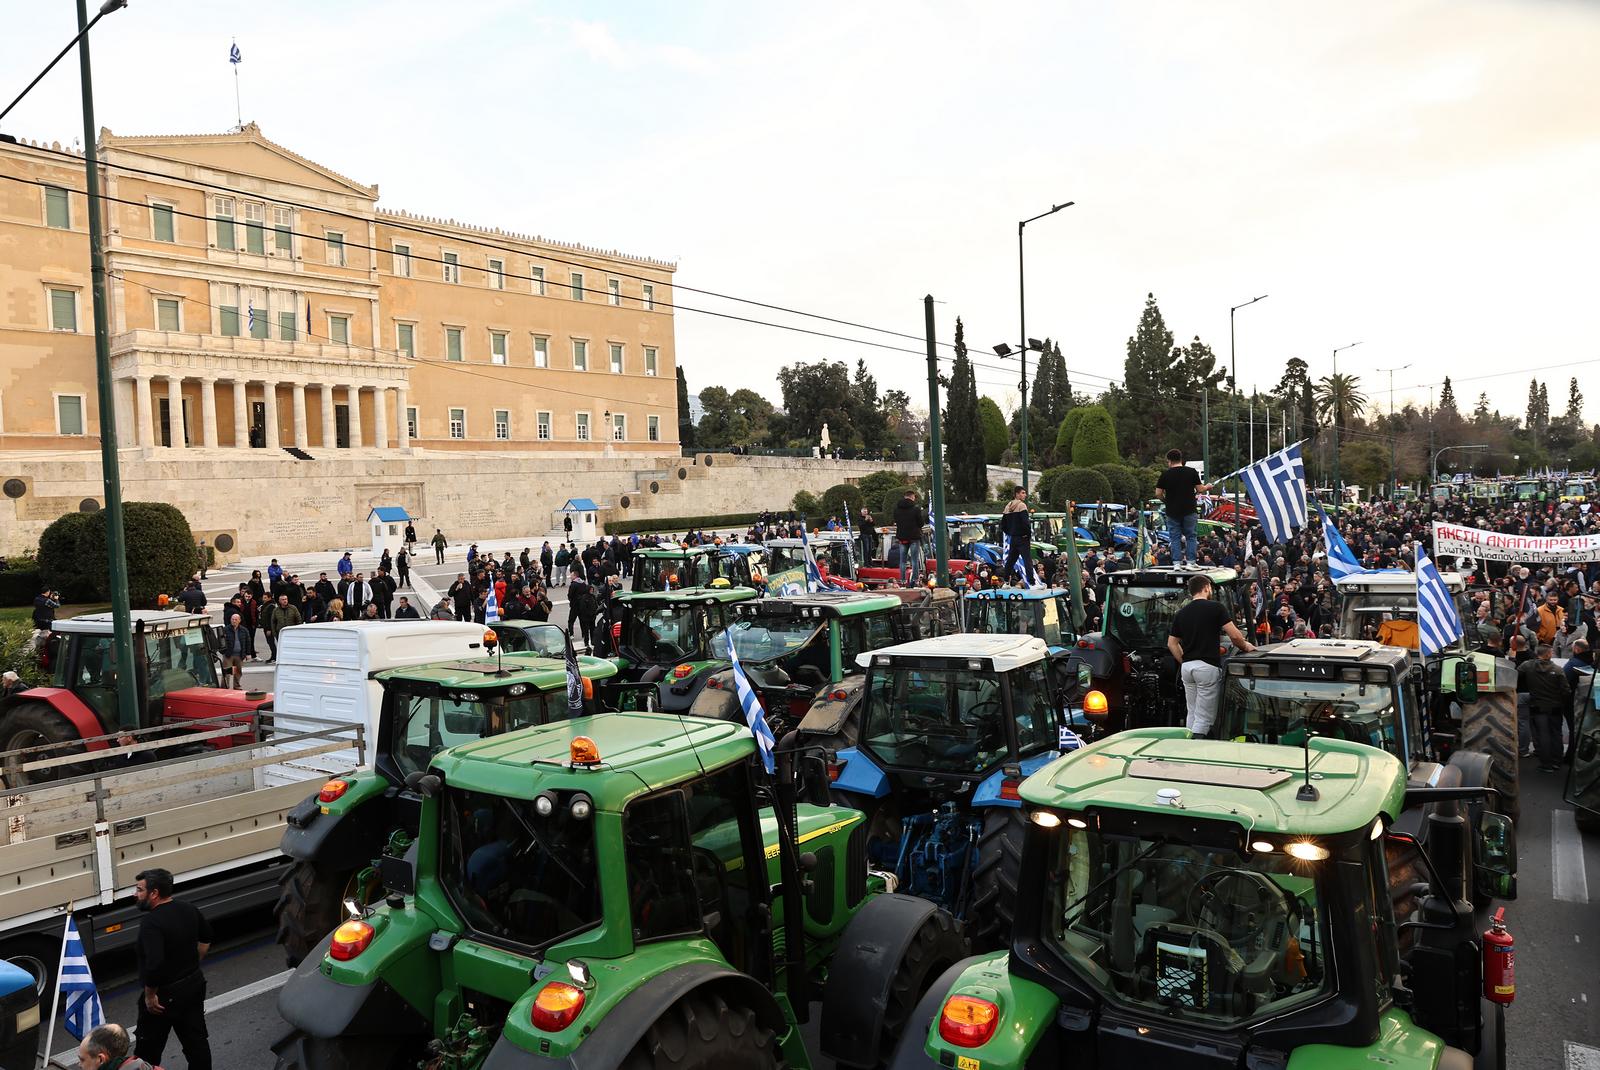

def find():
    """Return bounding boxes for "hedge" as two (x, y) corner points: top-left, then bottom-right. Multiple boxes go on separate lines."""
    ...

(1057, 468), (1114, 504)
(1039, 465), (1074, 507)
(38, 512), (101, 603)
(818, 483), (863, 521)
(0, 569), (43, 608)
(1070, 405), (1121, 467)
(1092, 463), (1143, 506)
(1054, 408), (1087, 453)
(604, 512), (768, 536)
(37, 502), (199, 606)
(881, 485), (922, 514)
(857, 470), (915, 508)
(792, 490), (820, 515)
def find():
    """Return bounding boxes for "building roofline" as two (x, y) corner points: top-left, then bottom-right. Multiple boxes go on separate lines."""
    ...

(375, 207), (677, 272)
(98, 123), (378, 199)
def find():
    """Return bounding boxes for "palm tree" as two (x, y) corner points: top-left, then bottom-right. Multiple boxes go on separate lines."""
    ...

(1313, 374), (1367, 442)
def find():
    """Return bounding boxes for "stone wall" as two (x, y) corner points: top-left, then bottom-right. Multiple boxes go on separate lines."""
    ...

(0, 449), (919, 558)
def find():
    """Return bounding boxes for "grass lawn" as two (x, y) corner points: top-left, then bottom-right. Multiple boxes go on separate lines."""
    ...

(0, 602), (111, 626)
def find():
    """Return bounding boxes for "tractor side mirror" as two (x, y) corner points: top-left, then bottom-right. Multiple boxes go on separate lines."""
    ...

(1424, 660), (1444, 694)
(1474, 809), (1517, 902)
(378, 854), (416, 896)
(1455, 660), (1479, 703)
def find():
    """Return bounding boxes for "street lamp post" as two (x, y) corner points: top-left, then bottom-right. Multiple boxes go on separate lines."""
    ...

(1431, 444), (1488, 487)
(1016, 200), (1073, 500)
(1376, 362), (1412, 500)
(1228, 295), (1267, 516)
(1329, 341), (1363, 504)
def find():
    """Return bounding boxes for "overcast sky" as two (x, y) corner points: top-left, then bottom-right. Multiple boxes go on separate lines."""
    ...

(8, 1), (1598, 420)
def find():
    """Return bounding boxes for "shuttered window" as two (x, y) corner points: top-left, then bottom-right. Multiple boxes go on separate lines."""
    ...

(49, 289), (77, 331)
(45, 187), (70, 229)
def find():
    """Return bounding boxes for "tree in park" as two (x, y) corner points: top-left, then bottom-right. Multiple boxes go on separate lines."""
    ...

(676, 367), (695, 448)
(1565, 377), (1584, 426)
(1054, 407), (1087, 458)
(977, 397), (1009, 465)
(777, 360), (857, 447)
(1438, 376), (1459, 417)
(1070, 405), (1121, 467)
(942, 318), (988, 502)
(1313, 373), (1367, 442)
(1473, 392), (1492, 425)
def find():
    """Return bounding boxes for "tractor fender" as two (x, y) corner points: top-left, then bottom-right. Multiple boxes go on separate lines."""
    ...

(275, 932), (430, 1040)
(831, 746), (889, 799)
(819, 893), (952, 1068)
(1067, 643), (1115, 681)
(279, 778), (392, 864)
(883, 956), (986, 1070)
(971, 751), (1063, 809)
(796, 675), (866, 736)
(8, 689), (110, 751)
(480, 961), (786, 1070)
(687, 676), (740, 722)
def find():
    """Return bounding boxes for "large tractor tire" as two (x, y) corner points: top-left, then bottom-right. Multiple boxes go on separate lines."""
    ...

(275, 860), (361, 968)
(1458, 690), (1520, 823)
(619, 990), (783, 1070)
(969, 807), (1027, 952)
(271, 1028), (414, 1070)
(0, 934), (60, 1006)
(879, 910), (969, 1052)
(0, 701), (85, 787)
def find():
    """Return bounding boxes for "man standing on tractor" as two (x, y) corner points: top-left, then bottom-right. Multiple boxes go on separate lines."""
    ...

(894, 489), (928, 585)
(1166, 572), (1255, 736)
(1154, 447), (1214, 568)
(1001, 486), (1031, 585)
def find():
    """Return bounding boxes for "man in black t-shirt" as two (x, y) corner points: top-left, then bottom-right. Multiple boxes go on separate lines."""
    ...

(1166, 573), (1255, 736)
(134, 866), (213, 1070)
(1154, 448), (1215, 567)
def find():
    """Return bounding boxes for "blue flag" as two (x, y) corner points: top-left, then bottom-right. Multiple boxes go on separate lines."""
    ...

(1239, 443), (1307, 544)
(229, 43), (242, 64)
(1415, 545), (1464, 657)
(59, 915), (104, 1041)
(724, 627), (776, 774)
(1314, 500), (1362, 581)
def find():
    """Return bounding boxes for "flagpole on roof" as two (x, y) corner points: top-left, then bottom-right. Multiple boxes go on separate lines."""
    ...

(230, 38), (242, 128)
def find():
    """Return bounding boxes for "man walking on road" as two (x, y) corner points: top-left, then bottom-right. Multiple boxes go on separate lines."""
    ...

(217, 611), (251, 688)
(1167, 573), (1255, 736)
(432, 528), (448, 564)
(396, 548), (411, 588)
(133, 867), (213, 1070)
(1519, 643), (1572, 772)
(1155, 448), (1214, 568)
(265, 593), (301, 661)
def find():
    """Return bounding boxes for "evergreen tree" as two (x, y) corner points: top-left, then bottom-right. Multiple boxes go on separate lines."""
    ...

(1051, 341), (1073, 418)
(942, 319), (987, 501)
(1472, 392), (1491, 425)
(676, 366), (696, 448)
(1116, 294), (1179, 460)
(1526, 379), (1541, 435)
(1071, 405), (1121, 467)
(977, 397), (1009, 464)
(1538, 381), (1551, 430)
(1439, 376), (1458, 417)
(850, 359), (890, 450)
(1031, 339), (1058, 427)
(1567, 378), (1585, 425)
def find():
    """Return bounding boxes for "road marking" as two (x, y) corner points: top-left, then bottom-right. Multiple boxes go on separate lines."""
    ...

(1553, 809), (1590, 904)
(1568, 1041), (1600, 1070)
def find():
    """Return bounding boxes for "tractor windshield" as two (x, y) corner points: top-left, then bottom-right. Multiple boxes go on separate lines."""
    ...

(440, 787), (601, 952)
(622, 605), (706, 665)
(389, 688), (552, 777)
(144, 627), (221, 694)
(1215, 675), (1414, 759)
(634, 555), (693, 593)
(1044, 823), (1334, 1025)
(859, 666), (1009, 774)
(710, 618), (823, 668)
(1340, 590), (1472, 651)
(1106, 586), (1187, 651)
(967, 599), (1062, 649)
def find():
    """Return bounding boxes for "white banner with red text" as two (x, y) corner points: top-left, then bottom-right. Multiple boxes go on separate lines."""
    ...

(1432, 521), (1600, 564)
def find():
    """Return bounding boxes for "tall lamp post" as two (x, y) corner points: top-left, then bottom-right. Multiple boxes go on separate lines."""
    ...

(1016, 200), (1073, 500)
(1432, 444), (1488, 487)
(1228, 295), (1267, 515)
(1329, 341), (1363, 504)
(1375, 362), (1412, 500)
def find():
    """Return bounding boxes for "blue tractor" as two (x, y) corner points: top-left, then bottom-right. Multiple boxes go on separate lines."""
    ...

(826, 633), (1081, 951)
(962, 586), (1097, 736)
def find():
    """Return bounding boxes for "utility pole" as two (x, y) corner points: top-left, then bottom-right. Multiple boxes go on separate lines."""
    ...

(1200, 393), (1209, 476)
(1376, 362), (1412, 501)
(924, 296), (948, 586)
(77, 0), (139, 731)
(1228, 295), (1267, 513)
(1330, 341), (1363, 506)
(1016, 201), (1073, 500)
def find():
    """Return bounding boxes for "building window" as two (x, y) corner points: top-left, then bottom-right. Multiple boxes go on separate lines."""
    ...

(214, 196), (235, 250)
(328, 315), (351, 345)
(531, 266), (545, 296)
(219, 304), (240, 337)
(273, 206), (293, 253)
(56, 395), (85, 436)
(393, 242), (411, 277)
(449, 408), (466, 439)
(244, 202), (266, 254)
(642, 283), (655, 311)
(151, 203), (176, 243)
(494, 409), (510, 440)
(488, 258), (505, 290)
(45, 187), (70, 229)
(406, 406), (418, 439)
(490, 331), (508, 365)
(278, 311), (297, 341)
(155, 298), (180, 332)
(612, 413), (626, 441)
(49, 288), (77, 332)
(443, 251), (460, 284)
(249, 299), (270, 339)
(533, 336), (549, 368)
(571, 339), (587, 371)
(397, 322), (415, 357)
(537, 411), (551, 440)
(446, 327), (463, 361)
(609, 343), (623, 374)
(648, 414), (660, 442)
(575, 412), (590, 441)
(607, 278), (621, 306)
(644, 346), (658, 376)
(326, 231), (346, 266)
(570, 272), (584, 301)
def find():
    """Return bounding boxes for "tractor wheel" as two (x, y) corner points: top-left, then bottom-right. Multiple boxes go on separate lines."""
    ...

(969, 807), (1027, 952)
(271, 1027), (413, 1070)
(879, 909), (969, 1054)
(0, 701), (85, 787)
(0, 934), (60, 1007)
(275, 860), (362, 968)
(1458, 690), (1520, 823)
(619, 990), (783, 1070)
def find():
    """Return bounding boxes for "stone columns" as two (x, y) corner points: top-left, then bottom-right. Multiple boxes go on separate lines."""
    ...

(231, 379), (248, 448)
(166, 376), (186, 448)
(292, 383), (309, 449)
(135, 376), (154, 447)
(199, 376), (219, 449)
(113, 378), (133, 447)
(320, 384), (337, 448)
(396, 385), (410, 449)
(262, 381), (280, 450)
(373, 387), (390, 449)
(346, 385), (363, 448)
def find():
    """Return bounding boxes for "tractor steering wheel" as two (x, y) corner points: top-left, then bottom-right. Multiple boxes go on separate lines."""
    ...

(1185, 869), (1289, 944)
(961, 697), (1002, 726)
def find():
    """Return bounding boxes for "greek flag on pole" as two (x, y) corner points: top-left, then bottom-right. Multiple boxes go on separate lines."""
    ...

(1314, 500), (1362, 581)
(229, 43), (242, 64)
(246, 298), (255, 336)
(59, 915), (104, 1041)
(1239, 443), (1307, 544)
(564, 635), (585, 718)
(1416, 545), (1463, 656)
(483, 582), (499, 624)
(1002, 532), (1042, 587)
(801, 529), (847, 592)
(724, 628), (776, 773)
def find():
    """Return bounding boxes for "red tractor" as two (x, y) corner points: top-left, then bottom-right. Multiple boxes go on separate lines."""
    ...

(0, 610), (271, 785)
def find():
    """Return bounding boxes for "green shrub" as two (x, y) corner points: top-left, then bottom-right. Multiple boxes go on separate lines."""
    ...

(1057, 468), (1114, 505)
(856, 469), (913, 509)
(1093, 463), (1143, 505)
(1070, 406), (1121, 467)
(0, 569), (43, 607)
(37, 502), (198, 607)
(818, 483), (863, 521)
(0, 621), (48, 686)
(604, 511), (768, 536)
(38, 512), (102, 603)
(791, 490), (820, 516)
(994, 479), (1020, 501)
(1054, 409), (1087, 453)
(4, 551), (37, 572)
(882, 485), (921, 515)
(1039, 465), (1074, 507)
(1136, 466), (1162, 504)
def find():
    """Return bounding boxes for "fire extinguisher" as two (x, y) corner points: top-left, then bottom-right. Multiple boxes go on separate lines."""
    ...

(1483, 907), (1515, 1004)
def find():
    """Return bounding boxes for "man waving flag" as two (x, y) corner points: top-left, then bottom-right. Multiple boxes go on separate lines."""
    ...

(1314, 499), (1362, 581)
(724, 627), (776, 773)
(1415, 544), (1464, 656)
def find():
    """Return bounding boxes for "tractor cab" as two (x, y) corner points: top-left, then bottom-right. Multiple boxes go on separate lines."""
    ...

(1431, 482), (1455, 503)
(630, 544), (757, 593)
(1561, 477), (1595, 503)
(1512, 478), (1548, 502)
(963, 587), (1092, 726)
(1335, 568), (1472, 654)
(1566, 668), (1600, 832)
(764, 535), (858, 592)
(487, 621), (569, 657)
(606, 586), (759, 709)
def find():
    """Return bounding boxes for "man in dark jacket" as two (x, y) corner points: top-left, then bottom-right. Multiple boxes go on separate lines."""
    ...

(32, 587), (59, 631)
(371, 568), (396, 619)
(1518, 644), (1572, 772)
(999, 487), (1031, 585)
(265, 594), (302, 661)
(448, 574), (473, 622)
(892, 490), (927, 585)
(569, 575), (596, 652)
(394, 596), (421, 619)
(216, 611), (252, 688)
(314, 572), (338, 604)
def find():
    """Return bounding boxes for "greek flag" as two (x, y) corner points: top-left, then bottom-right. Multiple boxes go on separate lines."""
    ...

(246, 299), (255, 335)
(58, 915), (104, 1041)
(724, 627), (775, 773)
(1002, 532), (1042, 588)
(801, 528), (846, 592)
(563, 634), (585, 717)
(483, 582), (499, 624)
(1315, 500), (1362, 581)
(229, 42), (242, 64)
(1416, 545), (1463, 657)
(1238, 443), (1307, 544)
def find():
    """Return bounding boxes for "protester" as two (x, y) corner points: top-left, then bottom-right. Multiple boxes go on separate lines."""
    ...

(134, 867), (213, 1070)
(394, 595), (420, 619)
(1000, 486), (1030, 584)
(432, 528), (448, 564)
(217, 611), (252, 688)
(264, 593), (301, 661)
(32, 586), (58, 631)
(1155, 448), (1215, 568)
(448, 573), (473, 622)
(77, 1023), (154, 1070)
(1519, 643), (1572, 773)
(893, 489), (927, 585)
(1166, 572), (1256, 736)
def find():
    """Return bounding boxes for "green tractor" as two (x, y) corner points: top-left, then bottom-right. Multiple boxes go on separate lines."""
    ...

(889, 729), (1519, 1070)
(1567, 666), (1600, 833)
(272, 712), (968, 1069)
(275, 652), (617, 966)
(604, 586), (759, 710)
(630, 544), (760, 593)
